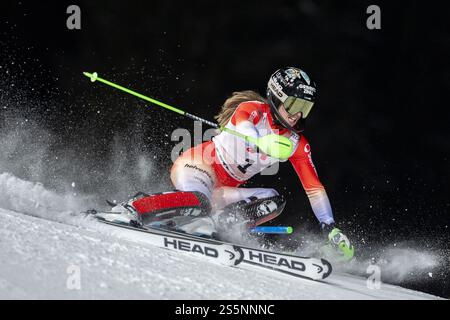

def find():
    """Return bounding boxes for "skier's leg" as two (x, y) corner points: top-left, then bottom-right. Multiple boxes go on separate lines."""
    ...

(152, 142), (220, 235)
(212, 187), (286, 228)
(105, 144), (216, 227)
(104, 190), (211, 227)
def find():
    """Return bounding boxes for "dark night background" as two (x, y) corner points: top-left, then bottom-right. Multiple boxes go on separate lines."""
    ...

(1, 1), (449, 297)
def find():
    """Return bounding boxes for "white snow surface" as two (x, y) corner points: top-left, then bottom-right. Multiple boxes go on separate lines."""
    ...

(0, 173), (443, 300)
(0, 210), (442, 300)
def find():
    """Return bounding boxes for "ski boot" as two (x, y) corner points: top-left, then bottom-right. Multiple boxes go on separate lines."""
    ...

(320, 223), (355, 262)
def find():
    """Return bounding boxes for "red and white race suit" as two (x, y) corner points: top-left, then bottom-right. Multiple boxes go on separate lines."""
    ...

(170, 101), (334, 225)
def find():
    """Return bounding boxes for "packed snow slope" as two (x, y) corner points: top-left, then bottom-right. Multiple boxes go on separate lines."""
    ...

(0, 207), (442, 300)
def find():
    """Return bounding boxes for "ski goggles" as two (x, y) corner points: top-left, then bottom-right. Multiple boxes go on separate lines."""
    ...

(282, 97), (314, 118)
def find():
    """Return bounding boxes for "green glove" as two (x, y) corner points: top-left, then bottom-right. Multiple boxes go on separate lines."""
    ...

(321, 224), (355, 262)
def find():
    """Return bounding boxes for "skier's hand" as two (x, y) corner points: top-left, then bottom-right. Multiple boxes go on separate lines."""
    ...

(320, 223), (355, 262)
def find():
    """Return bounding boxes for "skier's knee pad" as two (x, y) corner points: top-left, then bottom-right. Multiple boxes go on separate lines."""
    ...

(131, 190), (211, 224)
(249, 194), (286, 226)
(221, 194), (286, 227)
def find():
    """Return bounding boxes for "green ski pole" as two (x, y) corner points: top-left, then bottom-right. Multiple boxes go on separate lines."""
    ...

(83, 72), (293, 160)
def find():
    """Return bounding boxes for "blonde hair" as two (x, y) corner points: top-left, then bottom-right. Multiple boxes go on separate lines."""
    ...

(214, 90), (266, 127)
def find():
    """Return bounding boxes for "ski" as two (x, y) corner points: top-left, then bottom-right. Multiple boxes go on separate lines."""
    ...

(97, 218), (243, 267)
(92, 216), (332, 281)
(144, 222), (333, 281)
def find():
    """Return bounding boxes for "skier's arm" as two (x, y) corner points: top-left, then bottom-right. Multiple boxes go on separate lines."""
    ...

(230, 102), (261, 140)
(289, 136), (335, 225)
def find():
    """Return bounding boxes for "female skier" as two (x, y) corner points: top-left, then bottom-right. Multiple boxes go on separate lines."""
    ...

(111, 67), (354, 260)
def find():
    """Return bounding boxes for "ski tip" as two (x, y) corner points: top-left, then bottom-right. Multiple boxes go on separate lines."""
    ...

(83, 71), (98, 82)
